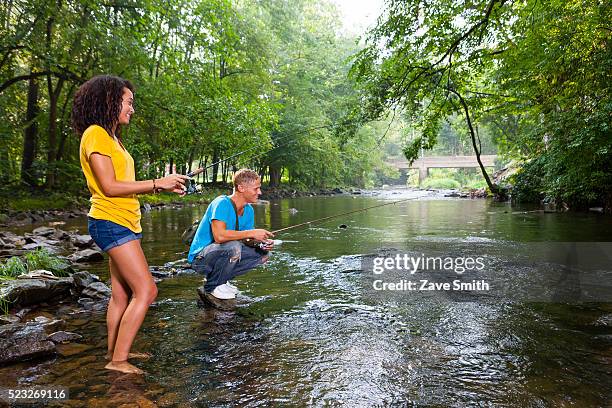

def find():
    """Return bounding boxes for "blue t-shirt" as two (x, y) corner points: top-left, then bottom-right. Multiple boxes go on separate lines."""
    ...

(187, 195), (254, 262)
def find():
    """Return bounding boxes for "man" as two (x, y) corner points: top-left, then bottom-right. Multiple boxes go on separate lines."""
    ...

(188, 169), (274, 301)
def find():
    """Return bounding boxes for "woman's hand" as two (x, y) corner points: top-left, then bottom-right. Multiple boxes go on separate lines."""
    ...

(156, 174), (189, 195)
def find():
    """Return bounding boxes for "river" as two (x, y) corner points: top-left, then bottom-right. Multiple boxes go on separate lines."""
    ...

(2, 191), (611, 407)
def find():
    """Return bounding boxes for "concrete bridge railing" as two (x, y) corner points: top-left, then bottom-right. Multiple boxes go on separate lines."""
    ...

(388, 155), (498, 182)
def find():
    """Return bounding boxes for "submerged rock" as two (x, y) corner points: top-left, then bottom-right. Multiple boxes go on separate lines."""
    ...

(0, 278), (73, 307)
(42, 319), (67, 334)
(150, 269), (172, 279)
(48, 331), (83, 344)
(0, 322), (56, 364)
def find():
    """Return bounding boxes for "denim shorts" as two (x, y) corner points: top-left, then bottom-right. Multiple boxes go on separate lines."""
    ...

(88, 217), (142, 252)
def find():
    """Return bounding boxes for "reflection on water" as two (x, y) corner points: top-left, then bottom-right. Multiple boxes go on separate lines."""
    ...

(2, 193), (611, 406)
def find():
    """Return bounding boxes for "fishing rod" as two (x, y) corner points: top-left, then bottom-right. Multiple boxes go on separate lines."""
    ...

(185, 140), (298, 193)
(181, 194), (422, 248)
(241, 195), (422, 252)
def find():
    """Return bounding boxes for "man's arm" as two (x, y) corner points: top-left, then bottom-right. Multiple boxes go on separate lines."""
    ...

(211, 220), (273, 243)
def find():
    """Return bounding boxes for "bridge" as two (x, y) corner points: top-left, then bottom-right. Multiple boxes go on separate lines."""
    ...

(388, 155), (498, 182)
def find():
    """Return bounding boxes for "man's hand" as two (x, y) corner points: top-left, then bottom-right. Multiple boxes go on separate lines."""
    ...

(251, 229), (274, 241)
(261, 239), (274, 252)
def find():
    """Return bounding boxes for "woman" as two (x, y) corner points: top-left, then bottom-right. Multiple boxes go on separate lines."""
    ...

(72, 75), (188, 374)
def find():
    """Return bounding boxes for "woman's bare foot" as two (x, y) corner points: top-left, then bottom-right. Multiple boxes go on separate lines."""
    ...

(105, 360), (144, 375)
(105, 351), (152, 361)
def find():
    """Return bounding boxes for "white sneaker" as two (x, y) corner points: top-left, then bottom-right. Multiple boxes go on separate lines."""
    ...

(211, 284), (236, 300)
(224, 281), (239, 294)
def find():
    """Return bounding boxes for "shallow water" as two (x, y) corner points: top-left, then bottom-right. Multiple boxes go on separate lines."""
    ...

(2, 192), (612, 407)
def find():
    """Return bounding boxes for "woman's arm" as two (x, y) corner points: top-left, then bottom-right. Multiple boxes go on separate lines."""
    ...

(90, 153), (188, 196)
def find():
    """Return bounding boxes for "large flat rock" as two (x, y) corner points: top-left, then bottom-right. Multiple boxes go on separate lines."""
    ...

(0, 322), (56, 364)
(0, 278), (73, 307)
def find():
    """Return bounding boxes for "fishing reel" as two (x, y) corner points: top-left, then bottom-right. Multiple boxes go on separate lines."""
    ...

(186, 168), (205, 195)
(242, 238), (273, 255)
(185, 178), (198, 195)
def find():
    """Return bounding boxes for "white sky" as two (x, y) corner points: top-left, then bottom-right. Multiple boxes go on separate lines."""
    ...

(330, 0), (385, 36)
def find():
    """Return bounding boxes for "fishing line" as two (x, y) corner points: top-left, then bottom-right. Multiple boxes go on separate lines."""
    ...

(240, 195), (422, 251)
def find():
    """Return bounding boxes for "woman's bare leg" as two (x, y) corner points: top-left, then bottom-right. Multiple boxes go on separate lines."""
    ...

(104, 240), (157, 374)
(105, 257), (131, 359)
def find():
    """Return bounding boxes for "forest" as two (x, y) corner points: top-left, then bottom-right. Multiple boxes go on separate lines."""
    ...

(1, 0), (610, 211)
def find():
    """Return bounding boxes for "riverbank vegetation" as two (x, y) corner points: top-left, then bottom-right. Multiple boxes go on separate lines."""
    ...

(1, 0), (610, 212)
(0, 0), (390, 206)
(350, 0), (611, 210)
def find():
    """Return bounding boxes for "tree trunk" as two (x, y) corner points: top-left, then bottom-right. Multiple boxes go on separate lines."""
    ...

(45, 75), (64, 189)
(269, 165), (281, 187)
(21, 74), (39, 187)
(450, 88), (505, 199)
(211, 149), (219, 185)
(187, 149), (194, 173)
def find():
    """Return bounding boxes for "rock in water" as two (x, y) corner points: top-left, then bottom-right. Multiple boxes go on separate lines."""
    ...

(0, 322), (56, 364)
(0, 278), (73, 307)
(69, 248), (104, 263)
(47, 331), (83, 344)
(0, 315), (20, 325)
(71, 271), (101, 289)
(32, 226), (56, 237)
(81, 281), (111, 299)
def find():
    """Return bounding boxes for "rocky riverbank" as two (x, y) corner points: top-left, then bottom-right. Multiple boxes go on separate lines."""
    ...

(0, 224), (196, 367)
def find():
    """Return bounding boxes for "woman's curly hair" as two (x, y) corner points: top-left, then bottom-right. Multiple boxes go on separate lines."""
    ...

(71, 75), (134, 138)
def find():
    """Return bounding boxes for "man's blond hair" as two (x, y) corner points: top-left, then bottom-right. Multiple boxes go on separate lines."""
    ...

(233, 168), (260, 189)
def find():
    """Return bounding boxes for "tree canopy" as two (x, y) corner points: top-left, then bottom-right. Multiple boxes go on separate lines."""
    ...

(0, 0), (389, 196)
(351, 0), (611, 208)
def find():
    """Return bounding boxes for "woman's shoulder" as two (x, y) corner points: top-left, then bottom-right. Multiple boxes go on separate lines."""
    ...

(82, 125), (110, 140)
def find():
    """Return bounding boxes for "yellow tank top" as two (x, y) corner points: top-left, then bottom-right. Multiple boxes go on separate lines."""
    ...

(79, 125), (142, 233)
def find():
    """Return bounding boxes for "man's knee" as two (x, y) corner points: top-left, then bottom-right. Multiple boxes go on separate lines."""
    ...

(216, 241), (242, 263)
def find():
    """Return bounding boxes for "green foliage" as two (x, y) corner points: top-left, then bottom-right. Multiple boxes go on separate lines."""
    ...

(351, 0), (612, 208)
(6, 192), (88, 211)
(139, 188), (228, 206)
(0, 249), (73, 313)
(22, 248), (73, 277)
(1, 0), (378, 199)
(0, 257), (27, 280)
(422, 178), (461, 190)
(510, 159), (546, 204)
(417, 169), (485, 190)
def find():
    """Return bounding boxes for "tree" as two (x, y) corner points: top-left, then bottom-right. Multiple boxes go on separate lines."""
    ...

(351, 0), (611, 208)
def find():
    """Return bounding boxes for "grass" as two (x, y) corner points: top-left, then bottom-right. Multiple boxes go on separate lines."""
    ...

(3, 192), (90, 212)
(0, 248), (75, 314)
(0, 296), (9, 315)
(0, 248), (73, 279)
(1, 185), (227, 213)
(0, 257), (26, 280)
